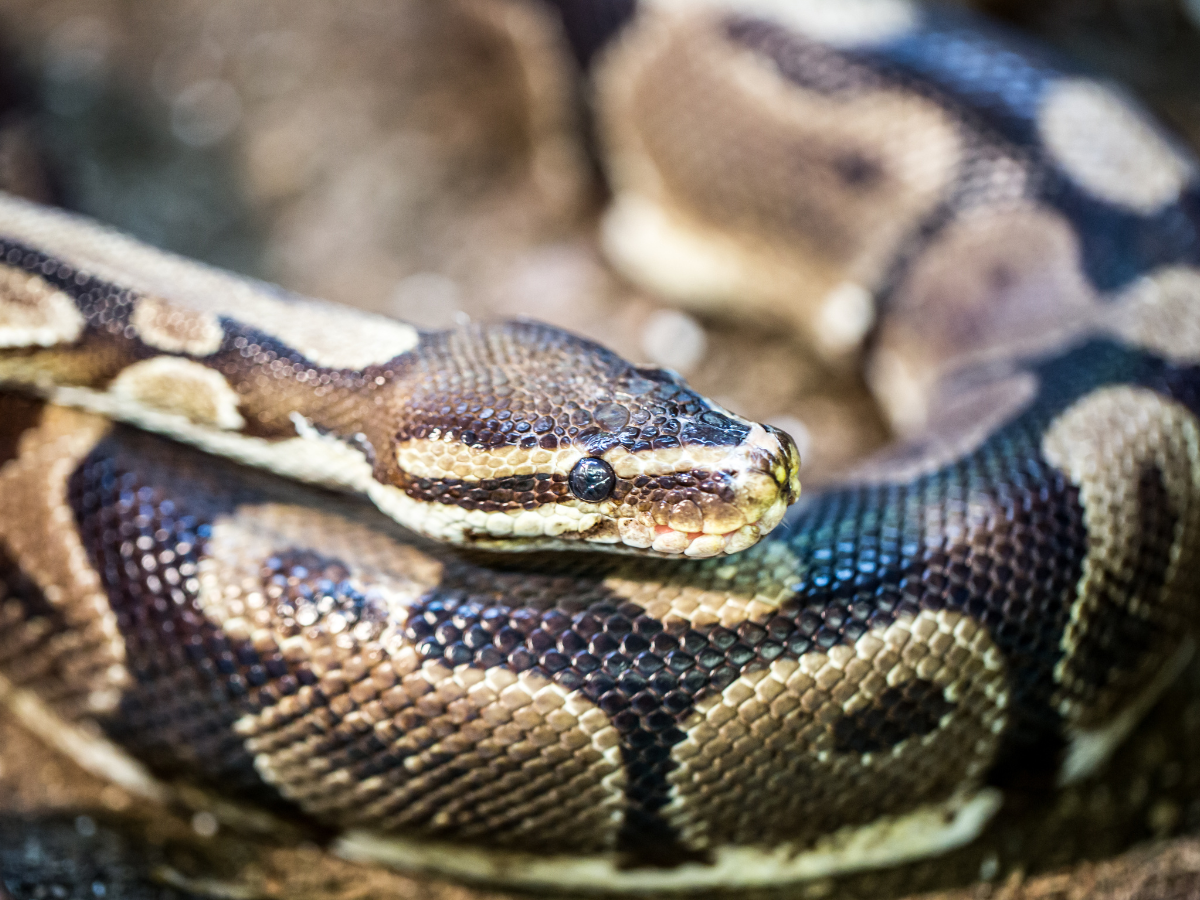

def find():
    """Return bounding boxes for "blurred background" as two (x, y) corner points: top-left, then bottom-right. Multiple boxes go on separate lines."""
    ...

(1, 1), (1200, 897)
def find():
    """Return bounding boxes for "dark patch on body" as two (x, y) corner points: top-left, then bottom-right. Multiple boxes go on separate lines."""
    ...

(401, 565), (734, 862)
(400, 549), (971, 858)
(833, 680), (956, 754)
(1062, 465), (1181, 722)
(64, 427), (312, 810)
(261, 548), (389, 640)
(0, 393), (43, 467)
(0, 541), (73, 693)
(875, 13), (1200, 292)
(543, 0), (637, 68)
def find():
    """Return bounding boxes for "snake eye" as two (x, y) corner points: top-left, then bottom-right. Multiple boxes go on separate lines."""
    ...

(569, 457), (616, 502)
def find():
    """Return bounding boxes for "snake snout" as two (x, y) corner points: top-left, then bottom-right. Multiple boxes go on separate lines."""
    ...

(763, 423), (803, 504)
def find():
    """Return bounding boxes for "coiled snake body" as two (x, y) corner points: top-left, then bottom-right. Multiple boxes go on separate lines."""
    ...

(1, 0), (1199, 892)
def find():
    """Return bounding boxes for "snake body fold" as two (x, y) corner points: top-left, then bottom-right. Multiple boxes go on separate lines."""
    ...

(1, 0), (1200, 892)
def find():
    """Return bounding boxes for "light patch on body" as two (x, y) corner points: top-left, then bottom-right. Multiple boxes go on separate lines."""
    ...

(601, 193), (752, 305)
(816, 282), (875, 355)
(854, 369), (1039, 481)
(0, 405), (129, 711)
(231, 301), (419, 371)
(604, 539), (804, 628)
(0, 193), (419, 370)
(130, 295), (224, 356)
(1043, 387), (1200, 729)
(1105, 266), (1200, 364)
(1059, 637), (1194, 784)
(109, 357), (245, 431)
(1038, 78), (1193, 214)
(246, 661), (625, 849)
(874, 205), (1099, 433)
(0, 262), (85, 348)
(0, 672), (167, 802)
(654, 0), (918, 46)
(335, 789), (1001, 891)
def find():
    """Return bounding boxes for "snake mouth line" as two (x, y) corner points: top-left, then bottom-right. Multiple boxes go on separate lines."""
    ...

(616, 495), (790, 557)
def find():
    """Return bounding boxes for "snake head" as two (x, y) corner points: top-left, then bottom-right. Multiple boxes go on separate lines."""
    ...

(379, 321), (801, 556)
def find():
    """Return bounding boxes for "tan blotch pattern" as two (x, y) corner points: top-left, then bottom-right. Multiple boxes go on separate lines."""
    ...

(129, 295), (224, 356)
(195, 504), (626, 849)
(664, 609), (1006, 850)
(595, 7), (961, 337)
(0, 407), (129, 717)
(0, 262), (85, 348)
(1038, 79), (1194, 214)
(1107, 266), (1200, 365)
(1043, 387), (1200, 729)
(874, 205), (1098, 431)
(109, 357), (246, 431)
(0, 193), (418, 370)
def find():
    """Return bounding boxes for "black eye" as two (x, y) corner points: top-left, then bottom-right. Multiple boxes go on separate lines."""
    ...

(568, 457), (615, 502)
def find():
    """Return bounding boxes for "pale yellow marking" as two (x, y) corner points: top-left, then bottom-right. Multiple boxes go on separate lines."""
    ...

(0, 262), (85, 347)
(1039, 79), (1193, 214)
(130, 294), (224, 356)
(654, 0), (918, 46)
(0, 192), (419, 370)
(109, 357), (246, 431)
(334, 789), (1001, 891)
(393, 420), (796, 555)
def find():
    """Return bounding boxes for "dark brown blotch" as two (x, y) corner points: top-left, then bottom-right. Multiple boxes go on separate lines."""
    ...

(832, 679), (956, 754)
(0, 394), (44, 468)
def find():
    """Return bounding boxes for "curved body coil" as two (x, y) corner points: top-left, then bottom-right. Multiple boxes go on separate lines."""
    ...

(1, 0), (1199, 892)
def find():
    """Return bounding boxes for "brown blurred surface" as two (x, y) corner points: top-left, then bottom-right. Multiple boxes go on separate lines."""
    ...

(0, 0), (1198, 897)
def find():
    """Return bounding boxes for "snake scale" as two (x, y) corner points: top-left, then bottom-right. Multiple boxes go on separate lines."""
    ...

(1, 0), (1200, 893)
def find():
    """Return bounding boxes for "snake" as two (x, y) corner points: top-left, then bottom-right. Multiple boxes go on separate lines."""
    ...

(0, 0), (1199, 893)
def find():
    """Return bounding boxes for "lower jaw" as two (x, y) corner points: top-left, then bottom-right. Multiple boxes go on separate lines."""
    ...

(613, 521), (763, 557)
